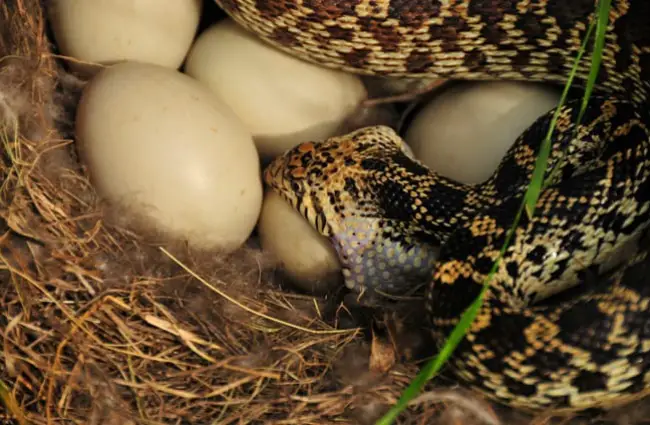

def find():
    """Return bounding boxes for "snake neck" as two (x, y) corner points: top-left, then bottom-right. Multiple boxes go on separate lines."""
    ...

(362, 153), (480, 245)
(325, 158), (481, 295)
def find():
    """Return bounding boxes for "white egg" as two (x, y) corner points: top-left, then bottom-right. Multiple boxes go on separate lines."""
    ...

(258, 191), (342, 293)
(75, 61), (262, 252)
(48, 0), (202, 75)
(184, 19), (368, 161)
(404, 81), (561, 184)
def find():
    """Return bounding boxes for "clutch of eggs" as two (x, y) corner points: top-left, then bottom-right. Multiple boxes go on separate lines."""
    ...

(63, 5), (370, 259)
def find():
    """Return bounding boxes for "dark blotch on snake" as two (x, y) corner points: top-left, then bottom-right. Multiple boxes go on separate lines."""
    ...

(358, 17), (404, 53)
(255, 0), (291, 19)
(405, 50), (434, 73)
(302, 0), (357, 20)
(387, 0), (442, 28)
(325, 25), (355, 42)
(340, 48), (373, 69)
(270, 27), (300, 47)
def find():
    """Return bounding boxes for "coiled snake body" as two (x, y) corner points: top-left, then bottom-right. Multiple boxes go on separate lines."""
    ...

(213, 0), (650, 414)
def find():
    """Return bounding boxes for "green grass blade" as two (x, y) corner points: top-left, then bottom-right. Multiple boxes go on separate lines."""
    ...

(579, 0), (611, 123)
(542, 0), (612, 189)
(524, 20), (596, 217)
(375, 201), (525, 425)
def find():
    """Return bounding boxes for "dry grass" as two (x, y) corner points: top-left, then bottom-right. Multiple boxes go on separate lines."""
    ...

(1, 1), (650, 424)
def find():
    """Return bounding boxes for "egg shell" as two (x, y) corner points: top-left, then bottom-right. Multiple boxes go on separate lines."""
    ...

(184, 19), (368, 161)
(258, 191), (342, 293)
(404, 81), (561, 184)
(48, 0), (203, 75)
(75, 61), (262, 252)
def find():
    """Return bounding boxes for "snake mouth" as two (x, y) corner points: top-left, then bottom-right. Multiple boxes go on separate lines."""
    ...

(263, 152), (303, 211)
(262, 146), (335, 240)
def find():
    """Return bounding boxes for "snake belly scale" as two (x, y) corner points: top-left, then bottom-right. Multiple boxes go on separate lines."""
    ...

(213, 0), (650, 414)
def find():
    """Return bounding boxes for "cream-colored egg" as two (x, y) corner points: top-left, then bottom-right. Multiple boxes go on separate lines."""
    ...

(258, 191), (342, 293)
(76, 61), (262, 252)
(184, 19), (368, 161)
(404, 81), (561, 184)
(48, 0), (202, 75)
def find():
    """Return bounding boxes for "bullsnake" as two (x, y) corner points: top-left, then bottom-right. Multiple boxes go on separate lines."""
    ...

(214, 0), (650, 413)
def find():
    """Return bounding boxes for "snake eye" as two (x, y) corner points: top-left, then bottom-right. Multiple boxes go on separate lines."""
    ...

(290, 181), (302, 194)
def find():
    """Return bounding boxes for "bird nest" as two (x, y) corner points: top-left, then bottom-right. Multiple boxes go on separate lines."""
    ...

(2, 1), (650, 424)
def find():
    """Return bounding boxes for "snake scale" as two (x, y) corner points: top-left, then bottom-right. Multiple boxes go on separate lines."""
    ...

(212, 0), (650, 414)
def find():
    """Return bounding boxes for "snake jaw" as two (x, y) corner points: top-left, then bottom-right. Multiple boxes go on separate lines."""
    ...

(331, 217), (441, 296)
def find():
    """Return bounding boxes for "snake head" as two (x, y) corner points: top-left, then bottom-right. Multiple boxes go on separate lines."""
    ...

(263, 126), (412, 234)
(263, 126), (439, 297)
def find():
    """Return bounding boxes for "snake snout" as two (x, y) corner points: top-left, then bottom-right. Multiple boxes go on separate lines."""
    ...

(263, 140), (331, 224)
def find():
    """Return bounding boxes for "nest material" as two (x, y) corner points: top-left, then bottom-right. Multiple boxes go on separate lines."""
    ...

(0, 2), (434, 424)
(1, 1), (650, 425)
